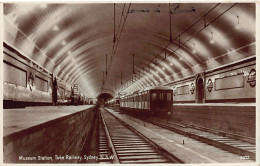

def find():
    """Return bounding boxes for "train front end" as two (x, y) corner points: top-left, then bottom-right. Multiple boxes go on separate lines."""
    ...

(149, 87), (173, 115)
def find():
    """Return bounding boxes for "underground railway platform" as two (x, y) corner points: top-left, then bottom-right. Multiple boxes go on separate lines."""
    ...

(1, 2), (258, 165)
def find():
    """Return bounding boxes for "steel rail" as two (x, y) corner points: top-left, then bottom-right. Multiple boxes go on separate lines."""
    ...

(100, 112), (120, 163)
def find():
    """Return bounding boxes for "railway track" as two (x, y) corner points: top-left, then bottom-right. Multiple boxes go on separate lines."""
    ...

(146, 118), (256, 160)
(98, 108), (181, 164)
(98, 113), (114, 164)
(114, 108), (256, 161)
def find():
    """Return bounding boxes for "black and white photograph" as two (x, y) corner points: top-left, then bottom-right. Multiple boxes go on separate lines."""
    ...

(0, 1), (259, 165)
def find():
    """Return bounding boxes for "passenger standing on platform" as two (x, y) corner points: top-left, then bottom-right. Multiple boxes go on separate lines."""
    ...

(53, 77), (58, 106)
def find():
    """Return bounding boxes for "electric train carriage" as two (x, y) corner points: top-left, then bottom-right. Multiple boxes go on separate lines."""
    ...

(3, 43), (87, 108)
(120, 86), (173, 115)
(106, 97), (120, 109)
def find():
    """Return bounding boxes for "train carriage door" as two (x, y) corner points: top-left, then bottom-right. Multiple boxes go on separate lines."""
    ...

(147, 91), (150, 109)
(166, 90), (173, 106)
(141, 93), (143, 109)
(150, 90), (157, 111)
(52, 77), (58, 106)
(159, 91), (164, 108)
(196, 77), (204, 103)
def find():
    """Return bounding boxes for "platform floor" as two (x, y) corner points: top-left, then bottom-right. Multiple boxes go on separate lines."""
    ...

(105, 108), (254, 164)
(3, 105), (95, 136)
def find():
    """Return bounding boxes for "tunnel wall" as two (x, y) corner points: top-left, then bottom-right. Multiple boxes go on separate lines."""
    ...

(171, 76), (196, 103)
(168, 56), (256, 103)
(171, 105), (255, 138)
(205, 58), (255, 102)
(3, 106), (97, 163)
(166, 56), (256, 138)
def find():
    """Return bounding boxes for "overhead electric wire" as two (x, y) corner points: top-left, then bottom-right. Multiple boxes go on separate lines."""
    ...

(102, 3), (131, 93)
(113, 3), (132, 55)
(122, 3), (237, 92)
(115, 4), (126, 41)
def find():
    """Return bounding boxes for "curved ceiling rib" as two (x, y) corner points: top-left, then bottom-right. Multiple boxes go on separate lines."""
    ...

(3, 3), (255, 98)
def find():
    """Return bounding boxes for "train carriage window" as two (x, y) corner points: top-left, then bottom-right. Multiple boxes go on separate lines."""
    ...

(159, 92), (164, 101)
(3, 62), (27, 87)
(151, 92), (157, 101)
(35, 76), (48, 92)
(167, 92), (172, 101)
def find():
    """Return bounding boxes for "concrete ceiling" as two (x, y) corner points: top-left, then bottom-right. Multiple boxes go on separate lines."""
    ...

(3, 3), (256, 98)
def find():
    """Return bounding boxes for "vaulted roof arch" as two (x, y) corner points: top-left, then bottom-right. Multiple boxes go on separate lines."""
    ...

(3, 3), (256, 98)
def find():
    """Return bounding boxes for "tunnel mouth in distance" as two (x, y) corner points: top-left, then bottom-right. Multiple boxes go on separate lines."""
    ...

(97, 93), (114, 103)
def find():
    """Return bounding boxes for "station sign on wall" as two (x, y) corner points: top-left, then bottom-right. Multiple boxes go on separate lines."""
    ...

(247, 69), (256, 87)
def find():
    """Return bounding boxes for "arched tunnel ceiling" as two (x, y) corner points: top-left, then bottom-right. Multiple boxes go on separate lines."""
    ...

(3, 3), (256, 98)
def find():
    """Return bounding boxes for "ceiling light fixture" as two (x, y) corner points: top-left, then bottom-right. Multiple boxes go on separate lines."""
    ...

(235, 15), (241, 29)
(62, 40), (67, 45)
(208, 57), (214, 61)
(228, 49), (236, 55)
(53, 25), (59, 31)
(210, 31), (215, 44)
(192, 43), (197, 54)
